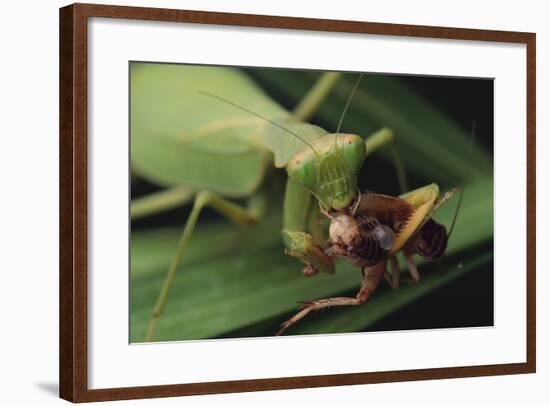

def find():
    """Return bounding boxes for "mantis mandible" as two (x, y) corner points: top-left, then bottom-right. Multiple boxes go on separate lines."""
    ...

(130, 63), (456, 340)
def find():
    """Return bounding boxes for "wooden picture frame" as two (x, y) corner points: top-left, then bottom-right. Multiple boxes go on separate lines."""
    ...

(59, 3), (536, 402)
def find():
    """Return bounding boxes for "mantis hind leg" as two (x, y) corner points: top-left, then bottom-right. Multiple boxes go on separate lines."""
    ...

(144, 190), (266, 342)
(276, 261), (386, 336)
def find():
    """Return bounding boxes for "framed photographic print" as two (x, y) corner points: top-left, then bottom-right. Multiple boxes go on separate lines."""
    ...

(59, 3), (536, 402)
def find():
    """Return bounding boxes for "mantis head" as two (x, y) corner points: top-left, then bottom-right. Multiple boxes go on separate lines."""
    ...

(286, 73), (367, 212)
(286, 133), (366, 211)
(199, 73), (367, 213)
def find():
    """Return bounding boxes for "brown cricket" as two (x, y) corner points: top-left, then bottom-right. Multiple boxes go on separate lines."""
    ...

(277, 187), (457, 336)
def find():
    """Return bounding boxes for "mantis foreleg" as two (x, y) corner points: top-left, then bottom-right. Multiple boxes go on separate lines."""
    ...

(144, 190), (267, 341)
(281, 179), (335, 276)
(306, 203), (325, 247)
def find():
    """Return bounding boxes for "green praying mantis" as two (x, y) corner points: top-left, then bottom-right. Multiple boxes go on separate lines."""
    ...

(130, 63), (460, 340)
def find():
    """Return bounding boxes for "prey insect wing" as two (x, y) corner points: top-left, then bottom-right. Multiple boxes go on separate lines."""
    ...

(355, 192), (415, 233)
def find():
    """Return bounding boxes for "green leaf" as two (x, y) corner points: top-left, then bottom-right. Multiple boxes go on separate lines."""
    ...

(131, 66), (494, 342)
(131, 63), (285, 196)
(223, 249), (492, 338)
(130, 177), (492, 342)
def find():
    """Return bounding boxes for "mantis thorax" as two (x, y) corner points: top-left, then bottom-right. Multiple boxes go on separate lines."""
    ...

(286, 133), (366, 211)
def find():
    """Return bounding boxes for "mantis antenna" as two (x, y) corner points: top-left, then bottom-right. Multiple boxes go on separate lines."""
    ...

(335, 73), (363, 137)
(447, 120), (476, 240)
(199, 90), (318, 155)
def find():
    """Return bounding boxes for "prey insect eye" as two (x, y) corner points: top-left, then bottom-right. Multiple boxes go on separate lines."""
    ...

(373, 225), (395, 250)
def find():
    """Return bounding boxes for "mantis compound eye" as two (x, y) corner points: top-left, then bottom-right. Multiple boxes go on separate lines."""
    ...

(373, 225), (395, 250)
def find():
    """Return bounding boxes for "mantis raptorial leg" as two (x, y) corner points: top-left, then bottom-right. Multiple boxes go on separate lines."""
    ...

(144, 190), (267, 341)
(282, 179), (335, 275)
(306, 203), (325, 247)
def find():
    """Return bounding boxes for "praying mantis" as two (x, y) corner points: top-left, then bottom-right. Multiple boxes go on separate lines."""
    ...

(130, 63), (459, 340)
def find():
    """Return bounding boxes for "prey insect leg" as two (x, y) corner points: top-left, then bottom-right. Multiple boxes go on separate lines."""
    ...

(276, 297), (363, 336)
(404, 252), (420, 282)
(276, 261), (386, 336)
(385, 256), (401, 289)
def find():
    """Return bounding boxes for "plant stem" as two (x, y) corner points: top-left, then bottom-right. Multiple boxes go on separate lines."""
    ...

(131, 186), (195, 220)
(292, 72), (342, 122)
(365, 127), (394, 155)
(390, 142), (409, 193)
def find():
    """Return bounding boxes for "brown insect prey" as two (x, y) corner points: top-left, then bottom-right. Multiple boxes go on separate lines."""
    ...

(277, 192), (449, 335)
